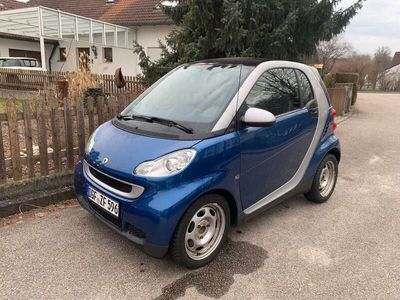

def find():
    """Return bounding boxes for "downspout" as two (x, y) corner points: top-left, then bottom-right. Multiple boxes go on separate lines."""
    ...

(48, 41), (60, 72)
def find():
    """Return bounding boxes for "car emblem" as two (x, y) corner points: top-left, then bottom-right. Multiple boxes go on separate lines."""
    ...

(101, 157), (109, 165)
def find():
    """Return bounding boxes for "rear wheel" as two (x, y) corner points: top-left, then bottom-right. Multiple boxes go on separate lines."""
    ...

(170, 194), (230, 269)
(305, 154), (338, 203)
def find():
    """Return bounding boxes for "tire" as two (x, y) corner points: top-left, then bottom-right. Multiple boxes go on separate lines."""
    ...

(170, 194), (230, 269)
(305, 154), (338, 203)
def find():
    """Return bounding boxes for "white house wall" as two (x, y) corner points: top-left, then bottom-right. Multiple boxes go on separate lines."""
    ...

(136, 25), (174, 63)
(0, 37), (53, 63)
(51, 40), (138, 76)
(0, 37), (138, 76)
(1, 24), (174, 76)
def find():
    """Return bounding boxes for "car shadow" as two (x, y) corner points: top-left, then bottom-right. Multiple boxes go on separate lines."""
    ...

(79, 194), (314, 298)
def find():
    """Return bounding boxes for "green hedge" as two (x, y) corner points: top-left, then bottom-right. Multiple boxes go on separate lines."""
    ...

(323, 73), (336, 89)
(335, 73), (359, 105)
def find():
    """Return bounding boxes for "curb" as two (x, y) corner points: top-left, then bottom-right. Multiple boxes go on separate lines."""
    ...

(337, 111), (353, 125)
(0, 186), (75, 218)
(0, 171), (75, 218)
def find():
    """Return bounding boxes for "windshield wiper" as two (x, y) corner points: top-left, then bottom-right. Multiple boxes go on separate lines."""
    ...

(149, 116), (193, 134)
(116, 113), (152, 122)
(116, 113), (193, 134)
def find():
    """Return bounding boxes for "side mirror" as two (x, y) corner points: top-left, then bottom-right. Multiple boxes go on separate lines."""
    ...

(242, 107), (276, 127)
(114, 67), (126, 88)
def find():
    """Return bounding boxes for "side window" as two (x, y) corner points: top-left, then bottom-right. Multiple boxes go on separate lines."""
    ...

(295, 70), (314, 105)
(245, 68), (301, 116)
(296, 69), (318, 116)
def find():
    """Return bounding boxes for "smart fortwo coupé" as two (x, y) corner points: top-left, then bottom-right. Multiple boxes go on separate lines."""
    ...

(74, 58), (340, 268)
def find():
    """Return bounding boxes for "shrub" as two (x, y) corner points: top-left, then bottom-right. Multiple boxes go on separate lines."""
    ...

(323, 73), (336, 88)
(64, 70), (99, 100)
(335, 73), (359, 105)
(83, 87), (106, 108)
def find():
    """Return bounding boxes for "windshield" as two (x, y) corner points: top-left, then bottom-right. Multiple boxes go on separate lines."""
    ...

(121, 63), (254, 136)
(0, 59), (39, 67)
(0, 59), (22, 67)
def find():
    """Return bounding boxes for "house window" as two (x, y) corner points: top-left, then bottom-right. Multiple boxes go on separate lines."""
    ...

(104, 48), (113, 63)
(59, 48), (67, 61)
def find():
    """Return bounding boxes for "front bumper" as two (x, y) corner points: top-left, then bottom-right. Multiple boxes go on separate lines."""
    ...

(76, 193), (168, 258)
(74, 160), (223, 258)
(74, 160), (179, 258)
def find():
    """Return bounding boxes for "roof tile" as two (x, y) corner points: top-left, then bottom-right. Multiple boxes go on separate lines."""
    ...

(28, 0), (172, 26)
(0, 0), (28, 11)
(391, 52), (400, 68)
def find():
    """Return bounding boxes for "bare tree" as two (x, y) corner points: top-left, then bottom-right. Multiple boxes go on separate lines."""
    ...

(334, 54), (372, 89)
(369, 46), (392, 90)
(316, 37), (353, 74)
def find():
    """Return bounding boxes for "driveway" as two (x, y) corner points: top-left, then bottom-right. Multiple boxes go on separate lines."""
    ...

(1, 92), (399, 299)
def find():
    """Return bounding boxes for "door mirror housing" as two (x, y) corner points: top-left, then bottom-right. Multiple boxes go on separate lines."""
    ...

(242, 107), (276, 127)
(114, 67), (126, 88)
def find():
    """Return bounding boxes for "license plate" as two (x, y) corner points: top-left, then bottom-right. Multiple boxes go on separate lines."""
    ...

(87, 186), (119, 217)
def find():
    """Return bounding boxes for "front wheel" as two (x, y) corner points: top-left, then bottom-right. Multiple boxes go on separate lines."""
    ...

(170, 194), (230, 269)
(305, 154), (338, 203)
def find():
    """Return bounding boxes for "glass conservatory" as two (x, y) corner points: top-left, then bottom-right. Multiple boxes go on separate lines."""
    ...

(0, 6), (134, 70)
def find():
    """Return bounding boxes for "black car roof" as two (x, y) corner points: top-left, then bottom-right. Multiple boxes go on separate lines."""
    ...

(195, 57), (267, 66)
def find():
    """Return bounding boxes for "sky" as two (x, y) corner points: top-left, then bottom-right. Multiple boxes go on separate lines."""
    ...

(338, 0), (400, 55)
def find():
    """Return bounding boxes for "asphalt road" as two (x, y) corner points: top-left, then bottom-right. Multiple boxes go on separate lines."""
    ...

(1, 93), (400, 300)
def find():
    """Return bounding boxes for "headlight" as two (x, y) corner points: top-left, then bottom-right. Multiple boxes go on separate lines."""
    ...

(85, 126), (101, 154)
(135, 149), (196, 177)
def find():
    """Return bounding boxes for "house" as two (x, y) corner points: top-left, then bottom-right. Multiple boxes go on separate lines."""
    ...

(0, 0), (174, 75)
(377, 51), (400, 91)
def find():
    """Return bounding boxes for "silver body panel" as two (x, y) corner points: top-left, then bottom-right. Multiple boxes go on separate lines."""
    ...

(83, 161), (145, 199)
(211, 61), (329, 215)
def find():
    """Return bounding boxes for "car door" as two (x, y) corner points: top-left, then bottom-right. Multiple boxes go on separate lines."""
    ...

(239, 67), (318, 209)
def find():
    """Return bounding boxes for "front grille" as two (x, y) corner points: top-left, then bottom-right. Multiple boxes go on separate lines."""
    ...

(89, 201), (122, 228)
(88, 166), (132, 193)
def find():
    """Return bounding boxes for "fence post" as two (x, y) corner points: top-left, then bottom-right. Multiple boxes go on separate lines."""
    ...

(37, 95), (49, 176)
(76, 97), (86, 156)
(87, 96), (95, 135)
(117, 94), (124, 112)
(64, 98), (74, 170)
(22, 100), (35, 178)
(109, 95), (116, 119)
(6, 98), (22, 181)
(50, 96), (61, 172)
(0, 120), (6, 183)
(97, 96), (104, 125)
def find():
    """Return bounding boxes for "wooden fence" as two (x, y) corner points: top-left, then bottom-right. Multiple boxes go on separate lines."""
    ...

(0, 94), (137, 183)
(0, 69), (145, 95)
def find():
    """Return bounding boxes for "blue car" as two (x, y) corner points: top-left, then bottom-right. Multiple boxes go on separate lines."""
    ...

(74, 58), (340, 268)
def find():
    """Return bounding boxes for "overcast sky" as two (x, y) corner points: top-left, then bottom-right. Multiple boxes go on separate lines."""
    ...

(338, 0), (400, 56)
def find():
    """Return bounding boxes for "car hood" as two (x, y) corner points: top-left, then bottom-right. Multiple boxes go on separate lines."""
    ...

(85, 121), (200, 181)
